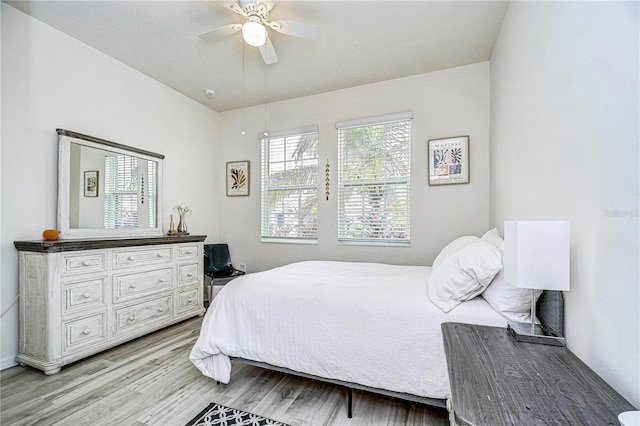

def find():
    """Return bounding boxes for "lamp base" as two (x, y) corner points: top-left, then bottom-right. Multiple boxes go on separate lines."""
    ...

(507, 321), (566, 346)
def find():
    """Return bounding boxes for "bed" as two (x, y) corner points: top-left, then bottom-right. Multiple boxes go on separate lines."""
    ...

(189, 231), (564, 415)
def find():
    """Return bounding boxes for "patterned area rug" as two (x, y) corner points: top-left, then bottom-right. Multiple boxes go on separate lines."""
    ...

(185, 403), (290, 426)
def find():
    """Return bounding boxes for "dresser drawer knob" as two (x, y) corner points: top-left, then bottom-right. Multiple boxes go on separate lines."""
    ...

(186, 250), (193, 254)
(128, 315), (136, 322)
(128, 256), (136, 261)
(187, 298), (193, 303)
(156, 253), (164, 258)
(187, 273), (194, 278)
(130, 284), (137, 289)
(157, 307), (164, 312)
(82, 260), (92, 266)
(82, 328), (90, 335)
(83, 292), (91, 298)
(158, 278), (167, 283)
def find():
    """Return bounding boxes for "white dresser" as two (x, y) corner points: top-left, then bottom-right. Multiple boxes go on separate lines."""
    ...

(13, 235), (206, 375)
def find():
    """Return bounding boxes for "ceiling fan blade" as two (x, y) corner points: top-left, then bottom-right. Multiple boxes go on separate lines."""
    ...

(259, 36), (278, 64)
(268, 20), (322, 41)
(257, 0), (277, 13)
(219, 0), (247, 16)
(198, 24), (242, 42)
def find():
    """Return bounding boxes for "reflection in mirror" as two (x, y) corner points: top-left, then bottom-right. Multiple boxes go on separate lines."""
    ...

(68, 143), (158, 230)
(57, 129), (164, 239)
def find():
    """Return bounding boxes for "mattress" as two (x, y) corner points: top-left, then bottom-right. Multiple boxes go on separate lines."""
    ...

(189, 260), (507, 400)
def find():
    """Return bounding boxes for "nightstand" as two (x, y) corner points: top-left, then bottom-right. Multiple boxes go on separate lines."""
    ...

(441, 322), (636, 425)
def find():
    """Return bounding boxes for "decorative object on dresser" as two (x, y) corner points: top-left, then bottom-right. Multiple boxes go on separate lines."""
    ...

(442, 322), (636, 426)
(13, 235), (206, 375)
(174, 204), (192, 234)
(42, 229), (59, 241)
(503, 220), (570, 346)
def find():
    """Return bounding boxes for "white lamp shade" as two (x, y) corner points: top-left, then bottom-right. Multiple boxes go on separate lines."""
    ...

(242, 19), (267, 47)
(504, 220), (570, 291)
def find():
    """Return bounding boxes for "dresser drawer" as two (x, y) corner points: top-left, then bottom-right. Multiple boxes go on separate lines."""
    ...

(61, 252), (107, 277)
(63, 313), (107, 354)
(113, 296), (173, 336)
(62, 277), (106, 315)
(113, 247), (173, 269)
(178, 263), (200, 287)
(113, 268), (173, 303)
(178, 244), (201, 260)
(177, 288), (200, 314)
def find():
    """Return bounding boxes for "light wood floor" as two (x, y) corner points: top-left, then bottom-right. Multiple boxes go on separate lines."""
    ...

(0, 316), (448, 426)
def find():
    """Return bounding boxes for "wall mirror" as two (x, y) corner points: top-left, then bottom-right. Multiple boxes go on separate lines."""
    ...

(57, 129), (164, 239)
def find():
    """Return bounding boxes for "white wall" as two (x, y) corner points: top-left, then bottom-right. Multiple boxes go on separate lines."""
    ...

(0, 4), (220, 368)
(218, 63), (492, 273)
(490, 1), (639, 406)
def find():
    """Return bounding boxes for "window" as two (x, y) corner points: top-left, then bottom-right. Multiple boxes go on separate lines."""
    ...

(337, 112), (412, 245)
(104, 154), (138, 229)
(261, 127), (319, 242)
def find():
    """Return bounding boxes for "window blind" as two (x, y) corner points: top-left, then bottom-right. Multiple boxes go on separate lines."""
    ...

(337, 115), (411, 244)
(261, 129), (319, 242)
(104, 154), (139, 229)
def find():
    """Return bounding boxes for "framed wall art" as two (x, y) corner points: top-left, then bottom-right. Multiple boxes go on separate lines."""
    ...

(427, 136), (470, 185)
(84, 170), (99, 197)
(226, 161), (250, 196)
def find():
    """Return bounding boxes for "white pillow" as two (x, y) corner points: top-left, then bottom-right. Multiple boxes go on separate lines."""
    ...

(432, 235), (481, 270)
(482, 271), (543, 323)
(428, 241), (503, 313)
(481, 228), (504, 250)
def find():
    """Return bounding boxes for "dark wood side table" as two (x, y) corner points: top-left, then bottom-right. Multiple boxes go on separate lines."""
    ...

(442, 322), (636, 425)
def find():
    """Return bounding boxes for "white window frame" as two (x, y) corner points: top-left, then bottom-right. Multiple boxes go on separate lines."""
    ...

(261, 126), (319, 244)
(336, 112), (412, 246)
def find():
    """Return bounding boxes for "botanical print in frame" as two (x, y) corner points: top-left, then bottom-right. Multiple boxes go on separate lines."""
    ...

(428, 136), (470, 185)
(226, 161), (250, 196)
(84, 170), (99, 197)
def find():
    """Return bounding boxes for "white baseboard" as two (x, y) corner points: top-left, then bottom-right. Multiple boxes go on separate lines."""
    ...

(1, 355), (18, 371)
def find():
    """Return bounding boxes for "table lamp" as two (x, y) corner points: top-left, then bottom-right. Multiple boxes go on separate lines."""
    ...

(504, 220), (570, 346)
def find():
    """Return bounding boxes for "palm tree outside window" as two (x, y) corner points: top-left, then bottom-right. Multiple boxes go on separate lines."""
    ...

(261, 126), (319, 243)
(337, 112), (412, 245)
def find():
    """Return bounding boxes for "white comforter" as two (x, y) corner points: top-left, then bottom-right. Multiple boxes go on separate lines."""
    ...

(189, 261), (507, 400)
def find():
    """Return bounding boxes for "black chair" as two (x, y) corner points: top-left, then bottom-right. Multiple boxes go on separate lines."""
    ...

(203, 244), (245, 279)
(203, 244), (245, 303)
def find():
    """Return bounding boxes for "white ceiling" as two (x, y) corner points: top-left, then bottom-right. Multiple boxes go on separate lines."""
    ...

(5, 0), (509, 112)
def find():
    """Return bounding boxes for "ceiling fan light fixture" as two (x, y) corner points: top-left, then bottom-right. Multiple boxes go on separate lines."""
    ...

(242, 18), (267, 47)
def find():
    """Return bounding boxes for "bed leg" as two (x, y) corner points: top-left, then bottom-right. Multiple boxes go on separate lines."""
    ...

(347, 387), (353, 418)
(447, 398), (458, 426)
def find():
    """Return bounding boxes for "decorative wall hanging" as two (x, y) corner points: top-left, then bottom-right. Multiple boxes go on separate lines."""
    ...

(427, 136), (470, 185)
(227, 161), (250, 196)
(140, 174), (145, 204)
(325, 160), (330, 200)
(84, 170), (99, 197)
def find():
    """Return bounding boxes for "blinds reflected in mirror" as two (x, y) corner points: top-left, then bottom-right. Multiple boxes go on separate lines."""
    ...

(104, 155), (157, 229)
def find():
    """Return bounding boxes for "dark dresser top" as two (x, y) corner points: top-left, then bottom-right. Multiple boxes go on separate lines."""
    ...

(14, 235), (207, 253)
(442, 322), (636, 426)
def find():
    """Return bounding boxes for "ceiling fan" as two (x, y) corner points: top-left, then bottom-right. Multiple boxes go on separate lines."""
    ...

(198, 0), (322, 65)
